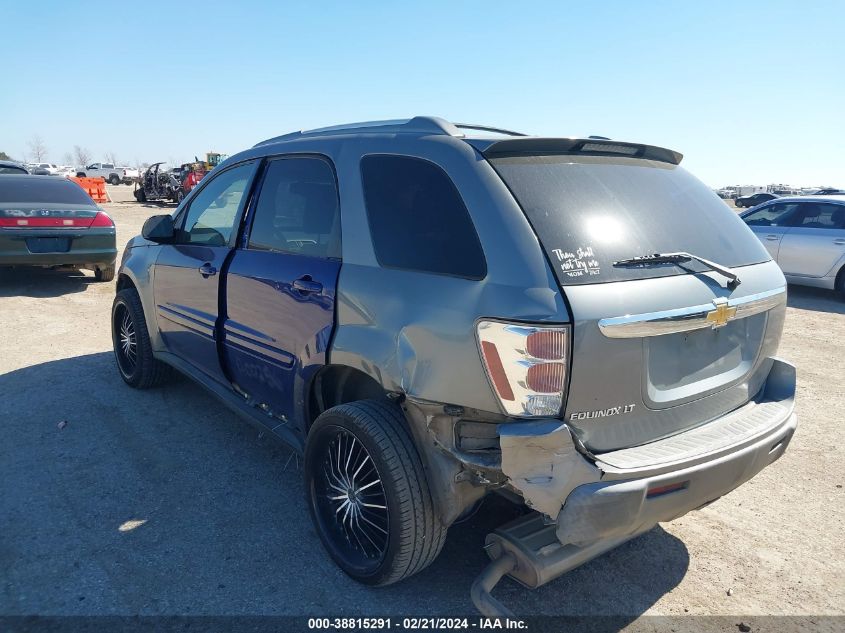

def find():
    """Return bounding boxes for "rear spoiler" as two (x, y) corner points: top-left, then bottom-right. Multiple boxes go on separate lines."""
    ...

(473, 137), (683, 165)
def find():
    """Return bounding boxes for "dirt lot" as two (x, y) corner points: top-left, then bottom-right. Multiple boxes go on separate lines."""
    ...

(1, 185), (843, 619)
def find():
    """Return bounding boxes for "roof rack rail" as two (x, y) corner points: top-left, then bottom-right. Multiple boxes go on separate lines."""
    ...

(454, 123), (527, 137)
(254, 116), (462, 147)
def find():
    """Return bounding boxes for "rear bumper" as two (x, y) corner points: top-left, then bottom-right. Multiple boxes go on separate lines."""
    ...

(0, 229), (116, 267)
(498, 358), (797, 547)
(486, 358), (797, 593)
(557, 409), (795, 546)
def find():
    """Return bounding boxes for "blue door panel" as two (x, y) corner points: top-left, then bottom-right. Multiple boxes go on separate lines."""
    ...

(153, 244), (230, 383)
(223, 249), (340, 430)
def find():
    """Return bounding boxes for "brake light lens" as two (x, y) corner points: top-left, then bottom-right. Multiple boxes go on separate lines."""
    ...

(90, 211), (114, 227)
(477, 321), (570, 417)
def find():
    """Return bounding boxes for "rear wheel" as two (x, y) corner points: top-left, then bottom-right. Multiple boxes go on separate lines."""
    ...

(109, 174), (120, 185)
(837, 267), (845, 301)
(304, 400), (446, 586)
(134, 188), (146, 203)
(111, 288), (171, 388)
(95, 265), (115, 282)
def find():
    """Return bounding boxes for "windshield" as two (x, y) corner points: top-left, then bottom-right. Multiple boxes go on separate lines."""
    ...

(489, 155), (771, 285)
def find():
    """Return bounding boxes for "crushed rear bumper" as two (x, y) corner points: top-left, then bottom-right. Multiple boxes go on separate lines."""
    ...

(497, 357), (797, 557)
(473, 359), (797, 615)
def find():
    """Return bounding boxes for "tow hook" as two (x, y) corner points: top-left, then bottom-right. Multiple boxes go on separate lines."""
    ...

(470, 552), (517, 617)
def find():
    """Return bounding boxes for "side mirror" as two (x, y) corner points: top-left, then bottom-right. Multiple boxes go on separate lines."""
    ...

(142, 214), (175, 242)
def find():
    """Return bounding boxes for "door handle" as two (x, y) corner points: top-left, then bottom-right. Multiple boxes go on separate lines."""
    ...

(834, 238), (845, 245)
(765, 235), (780, 241)
(198, 263), (217, 278)
(292, 277), (323, 294)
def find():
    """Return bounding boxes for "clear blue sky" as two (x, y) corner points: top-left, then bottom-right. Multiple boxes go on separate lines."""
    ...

(2, 0), (842, 187)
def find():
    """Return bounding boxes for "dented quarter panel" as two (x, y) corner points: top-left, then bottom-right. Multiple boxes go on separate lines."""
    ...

(329, 134), (571, 411)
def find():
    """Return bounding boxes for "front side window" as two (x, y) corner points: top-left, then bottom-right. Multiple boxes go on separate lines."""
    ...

(180, 161), (255, 246)
(743, 202), (801, 227)
(360, 155), (486, 279)
(247, 156), (341, 258)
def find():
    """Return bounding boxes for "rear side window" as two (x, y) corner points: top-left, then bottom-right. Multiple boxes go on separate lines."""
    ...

(248, 156), (341, 258)
(786, 202), (845, 229)
(360, 155), (486, 279)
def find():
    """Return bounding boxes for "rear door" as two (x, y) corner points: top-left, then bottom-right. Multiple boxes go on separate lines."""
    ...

(152, 160), (257, 383)
(777, 202), (845, 277)
(741, 201), (802, 261)
(222, 155), (342, 430)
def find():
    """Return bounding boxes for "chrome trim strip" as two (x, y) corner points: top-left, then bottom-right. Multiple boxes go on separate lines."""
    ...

(598, 287), (786, 338)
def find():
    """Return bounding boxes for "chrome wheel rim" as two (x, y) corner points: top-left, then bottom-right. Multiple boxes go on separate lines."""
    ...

(114, 304), (137, 375)
(314, 428), (389, 567)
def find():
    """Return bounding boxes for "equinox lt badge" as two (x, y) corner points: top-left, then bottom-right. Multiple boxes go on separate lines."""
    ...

(570, 404), (636, 421)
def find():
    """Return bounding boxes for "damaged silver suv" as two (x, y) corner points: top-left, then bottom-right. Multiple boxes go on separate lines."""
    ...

(114, 116), (796, 614)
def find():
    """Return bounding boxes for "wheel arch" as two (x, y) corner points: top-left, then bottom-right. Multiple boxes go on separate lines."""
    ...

(835, 259), (845, 292)
(306, 363), (388, 433)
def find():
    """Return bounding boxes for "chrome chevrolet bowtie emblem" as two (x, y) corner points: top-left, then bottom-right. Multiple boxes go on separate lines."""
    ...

(706, 298), (737, 329)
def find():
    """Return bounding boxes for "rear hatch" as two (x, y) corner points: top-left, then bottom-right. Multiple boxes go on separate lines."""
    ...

(484, 142), (786, 452)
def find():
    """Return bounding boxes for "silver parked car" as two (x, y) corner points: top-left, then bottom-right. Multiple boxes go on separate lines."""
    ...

(741, 195), (845, 299)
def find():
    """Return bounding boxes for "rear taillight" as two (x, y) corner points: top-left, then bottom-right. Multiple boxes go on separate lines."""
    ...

(477, 321), (571, 417)
(90, 211), (114, 227)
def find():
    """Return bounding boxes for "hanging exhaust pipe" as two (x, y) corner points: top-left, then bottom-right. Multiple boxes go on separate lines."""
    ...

(470, 512), (646, 615)
(470, 552), (517, 617)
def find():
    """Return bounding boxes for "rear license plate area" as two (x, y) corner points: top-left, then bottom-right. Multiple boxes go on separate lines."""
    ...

(26, 237), (71, 253)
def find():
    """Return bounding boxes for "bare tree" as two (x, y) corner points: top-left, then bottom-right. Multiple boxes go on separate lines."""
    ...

(62, 152), (73, 165)
(28, 135), (48, 162)
(73, 145), (91, 166)
(104, 151), (119, 166)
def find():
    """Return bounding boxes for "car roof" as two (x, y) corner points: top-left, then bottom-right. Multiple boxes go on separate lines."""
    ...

(760, 194), (845, 204)
(251, 115), (684, 165)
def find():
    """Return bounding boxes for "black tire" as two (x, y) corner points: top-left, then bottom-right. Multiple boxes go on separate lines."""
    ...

(134, 188), (146, 203)
(735, 201), (743, 208)
(304, 399), (446, 586)
(109, 174), (120, 185)
(111, 288), (171, 388)
(837, 268), (845, 302)
(175, 189), (185, 204)
(95, 265), (115, 282)
(76, 172), (86, 178)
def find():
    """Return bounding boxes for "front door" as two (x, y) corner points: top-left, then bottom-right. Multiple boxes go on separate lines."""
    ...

(778, 202), (845, 277)
(153, 160), (257, 383)
(742, 201), (802, 261)
(223, 156), (342, 431)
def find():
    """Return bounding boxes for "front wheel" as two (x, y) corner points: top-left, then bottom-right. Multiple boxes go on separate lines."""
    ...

(134, 188), (146, 203)
(112, 288), (171, 388)
(109, 174), (120, 185)
(837, 269), (845, 302)
(304, 400), (447, 586)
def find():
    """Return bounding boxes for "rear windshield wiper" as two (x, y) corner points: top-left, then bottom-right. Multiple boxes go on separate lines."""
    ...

(613, 252), (741, 289)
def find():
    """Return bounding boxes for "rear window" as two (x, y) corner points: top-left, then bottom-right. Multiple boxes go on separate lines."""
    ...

(0, 177), (95, 206)
(361, 155), (486, 279)
(490, 155), (771, 285)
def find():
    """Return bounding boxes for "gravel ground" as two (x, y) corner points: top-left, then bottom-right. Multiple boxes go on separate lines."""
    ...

(0, 185), (843, 619)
